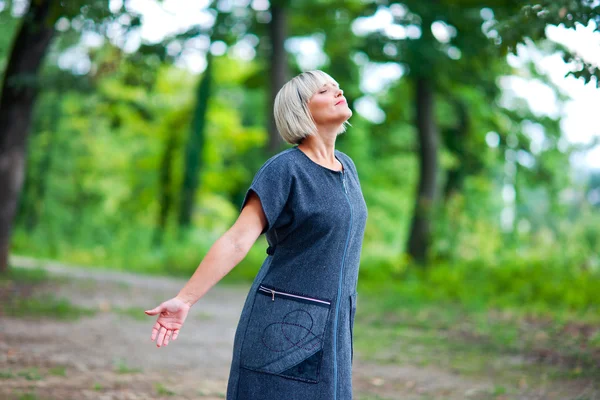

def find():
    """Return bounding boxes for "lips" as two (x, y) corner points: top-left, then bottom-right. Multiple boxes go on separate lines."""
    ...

(335, 99), (346, 106)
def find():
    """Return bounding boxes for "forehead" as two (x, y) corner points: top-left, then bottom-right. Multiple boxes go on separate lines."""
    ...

(321, 81), (340, 88)
(302, 71), (338, 88)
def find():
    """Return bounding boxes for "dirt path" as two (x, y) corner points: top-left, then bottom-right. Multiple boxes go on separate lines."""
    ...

(0, 257), (594, 399)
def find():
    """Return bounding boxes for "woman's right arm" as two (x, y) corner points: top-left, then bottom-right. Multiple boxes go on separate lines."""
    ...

(174, 190), (267, 307)
(145, 191), (267, 347)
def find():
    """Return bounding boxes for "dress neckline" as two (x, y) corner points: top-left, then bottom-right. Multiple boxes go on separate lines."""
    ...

(293, 145), (344, 174)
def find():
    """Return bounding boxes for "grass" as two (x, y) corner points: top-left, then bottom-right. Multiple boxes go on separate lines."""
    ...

(18, 394), (40, 400)
(155, 383), (176, 396)
(0, 266), (96, 320)
(16, 368), (42, 381)
(0, 267), (49, 284)
(113, 359), (142, 374)
(0, 366), (67, 381)
(354, 281), (600, 395)
(3, 295), (96, 320)
(48, 367), (66, 377)
(113, 306), (148, 321)
(0, 369), (15, 379)
(191, 311), (214, 321)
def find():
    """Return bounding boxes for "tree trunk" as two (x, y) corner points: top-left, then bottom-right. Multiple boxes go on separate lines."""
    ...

(178, 53), (212, 228)
(443, 98), (469, 201)
(0, 0), (56, 273)
(268, 2), (288, 153)
(154, 131), (177, 245)
(407, 77), (438, 264)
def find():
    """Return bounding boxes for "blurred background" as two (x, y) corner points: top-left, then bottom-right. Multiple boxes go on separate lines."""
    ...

(1, 0), (599, 399)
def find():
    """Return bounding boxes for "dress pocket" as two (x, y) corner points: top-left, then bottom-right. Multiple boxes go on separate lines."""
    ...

(240, 284), (332, 383)
(349, 292), (357, 363)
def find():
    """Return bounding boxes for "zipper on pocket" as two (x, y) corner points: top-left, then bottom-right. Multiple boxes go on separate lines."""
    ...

(258, 285), (331, 307)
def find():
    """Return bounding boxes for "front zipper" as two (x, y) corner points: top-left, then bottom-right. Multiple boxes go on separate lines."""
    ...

(333, 168), (352, 400)
(258, 285), (331, 307)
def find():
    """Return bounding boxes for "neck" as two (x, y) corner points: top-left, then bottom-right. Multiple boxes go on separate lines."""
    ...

(297, 135), (339, 167)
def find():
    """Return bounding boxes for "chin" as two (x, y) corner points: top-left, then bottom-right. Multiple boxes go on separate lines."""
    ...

(342, 109), (352, 122)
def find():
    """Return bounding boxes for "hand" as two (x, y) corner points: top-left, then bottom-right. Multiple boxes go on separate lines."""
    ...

(145, 297), (190, 347)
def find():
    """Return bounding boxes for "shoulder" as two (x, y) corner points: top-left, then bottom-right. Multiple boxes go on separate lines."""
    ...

(253, 147), (297, 181)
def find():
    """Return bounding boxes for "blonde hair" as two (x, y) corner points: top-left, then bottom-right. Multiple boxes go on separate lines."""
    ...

(274, 70), (351, 145)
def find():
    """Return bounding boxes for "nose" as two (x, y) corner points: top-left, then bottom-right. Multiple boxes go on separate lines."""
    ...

(335, 87), (343, 97)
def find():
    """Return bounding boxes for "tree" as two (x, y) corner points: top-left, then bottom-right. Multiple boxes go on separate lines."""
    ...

(353, 0), (534, 263)
(495, 0), (600, 87)
(0, 0), (135, 272)
(267, 0), (290, 153)
(0, 0), (57, 273)
(179, 53), (213, 229)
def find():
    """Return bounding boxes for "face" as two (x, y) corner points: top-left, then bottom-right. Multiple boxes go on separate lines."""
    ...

(307, 81), (352, 128)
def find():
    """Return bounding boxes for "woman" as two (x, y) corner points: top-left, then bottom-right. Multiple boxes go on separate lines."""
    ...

(145, 70), (368, 399)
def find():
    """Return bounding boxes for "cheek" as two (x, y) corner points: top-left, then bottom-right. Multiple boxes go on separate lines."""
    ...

(309, 98), (331, 116)
(308, 102), (322, 119)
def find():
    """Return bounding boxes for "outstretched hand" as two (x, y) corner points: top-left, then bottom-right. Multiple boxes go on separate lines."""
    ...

(145, 297), (190, 347)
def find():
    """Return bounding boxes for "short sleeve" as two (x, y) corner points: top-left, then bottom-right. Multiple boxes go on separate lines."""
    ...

(240, 156), (293, 235)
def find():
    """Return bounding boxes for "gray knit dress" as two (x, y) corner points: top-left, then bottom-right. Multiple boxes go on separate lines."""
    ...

(226, 145), (368, 400)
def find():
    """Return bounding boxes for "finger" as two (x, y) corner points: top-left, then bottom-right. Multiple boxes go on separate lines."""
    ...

(163, 330), (172, 346)
(172, 329), (179, 341)
(151, 322), (161, 341)
(157, 326), (167, 347)
(145, 305), (162, 316)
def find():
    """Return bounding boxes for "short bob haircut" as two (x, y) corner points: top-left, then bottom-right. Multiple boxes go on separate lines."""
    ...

(274, 70), (351, 145)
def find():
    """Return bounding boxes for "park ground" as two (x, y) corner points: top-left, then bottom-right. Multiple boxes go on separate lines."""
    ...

(1, 256), (599, 400)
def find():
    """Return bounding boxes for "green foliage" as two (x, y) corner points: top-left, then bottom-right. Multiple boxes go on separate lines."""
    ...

(360, 256), (600, 315)
(11, 51), (271, 277)
(495, 0), (600, 86)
